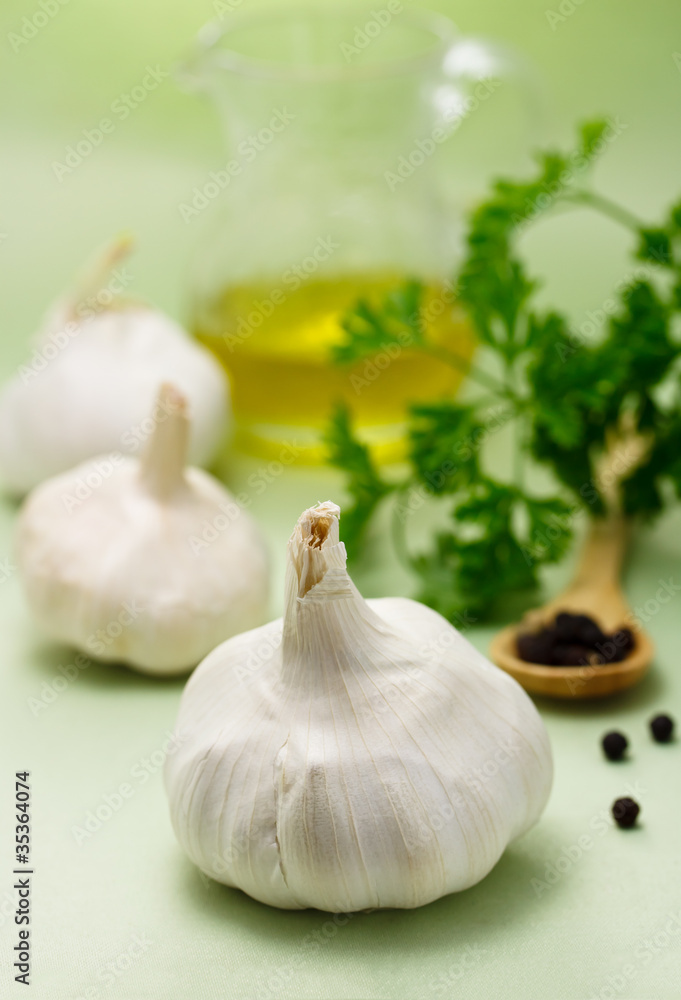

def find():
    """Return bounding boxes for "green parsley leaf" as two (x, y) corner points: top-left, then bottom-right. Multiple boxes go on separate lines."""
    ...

(408, 401), (482, 494)
(325, 119), (681, 622)
(323, 406), (392, 557)
(331, 280), (425, 365)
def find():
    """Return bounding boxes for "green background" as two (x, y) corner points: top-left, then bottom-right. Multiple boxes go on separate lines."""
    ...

(1, 1), (681, 997)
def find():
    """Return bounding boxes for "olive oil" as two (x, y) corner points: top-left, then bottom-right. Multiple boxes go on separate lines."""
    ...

(194, 274), (474, 462)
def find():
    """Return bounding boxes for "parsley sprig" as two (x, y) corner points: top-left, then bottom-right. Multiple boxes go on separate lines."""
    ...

(326, 120), (681, 620)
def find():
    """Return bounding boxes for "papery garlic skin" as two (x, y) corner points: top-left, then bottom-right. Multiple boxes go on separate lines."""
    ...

(0, 240), (228, 495)
(165, 502), (552, 911)
(14, 385), (268, 675)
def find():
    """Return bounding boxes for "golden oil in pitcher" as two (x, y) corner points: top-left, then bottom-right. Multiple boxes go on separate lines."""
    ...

(195, 272), (474, 462)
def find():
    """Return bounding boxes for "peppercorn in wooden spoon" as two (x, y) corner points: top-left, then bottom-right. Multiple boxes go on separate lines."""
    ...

(490, 516), (654, 699)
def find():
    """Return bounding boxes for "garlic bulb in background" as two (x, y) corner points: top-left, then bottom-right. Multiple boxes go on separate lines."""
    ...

(0, 237), (229, 495)
(15, 384), (268, 675)
(165, 501), (552, 911)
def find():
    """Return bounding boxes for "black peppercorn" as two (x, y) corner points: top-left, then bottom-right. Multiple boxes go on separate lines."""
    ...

(602, 731), (628, 761)
(551, 643), (595, 666)
(555, 611), (606, 646)
(614, 627), (635, 654)
(515, 611), (634, 669)
(650, 714), (675, 743)
(612, 797), (640, 828)
(516, 630), (556, 665)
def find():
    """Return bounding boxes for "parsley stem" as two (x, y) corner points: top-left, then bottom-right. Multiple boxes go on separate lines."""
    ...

(503, 355), (525, 489)
(562, 190), (644, 232)
(391, 488), (417, 572)
(513, 412), (526, 489)
(422, 343), (513, 397)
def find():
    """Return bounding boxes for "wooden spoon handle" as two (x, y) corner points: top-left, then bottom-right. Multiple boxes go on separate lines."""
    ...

(539, 516), (632, 629)
(571, 515), (630, 591)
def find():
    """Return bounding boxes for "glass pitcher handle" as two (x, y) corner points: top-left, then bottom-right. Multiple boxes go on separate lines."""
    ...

(437, 36), (540, 130)
(434, 37), (546, 214)
(174, 20), (224, 94)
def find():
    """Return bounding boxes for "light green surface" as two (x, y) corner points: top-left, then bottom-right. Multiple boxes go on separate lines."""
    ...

(1, 1), (681, 998)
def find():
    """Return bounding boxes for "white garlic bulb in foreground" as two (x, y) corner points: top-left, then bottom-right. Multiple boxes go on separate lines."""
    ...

(0, 237), (228, 495)
(15, 384), (268, 675)
(165, 501), (552, 911)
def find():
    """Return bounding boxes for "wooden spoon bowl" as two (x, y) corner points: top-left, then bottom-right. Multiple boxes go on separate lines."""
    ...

(490, 518), (654, 699)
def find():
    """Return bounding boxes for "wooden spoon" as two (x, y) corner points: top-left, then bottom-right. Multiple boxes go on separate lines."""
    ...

(490, 516), (654, 699)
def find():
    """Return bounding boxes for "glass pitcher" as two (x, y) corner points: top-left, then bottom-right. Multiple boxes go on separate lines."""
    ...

(181, 5), (524, 461)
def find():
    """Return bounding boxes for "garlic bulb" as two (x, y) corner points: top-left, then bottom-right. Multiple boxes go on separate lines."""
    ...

(165, 501), (552, 911)
(15, 384), (268, 675)
(0, 237), (228, 495)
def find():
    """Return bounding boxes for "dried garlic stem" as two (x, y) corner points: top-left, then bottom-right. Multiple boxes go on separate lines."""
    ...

(67, 232), (135, 319)
(282, 501), (367, 669)
(287, 502), (341, 599)
(139, 383), (189, 500)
